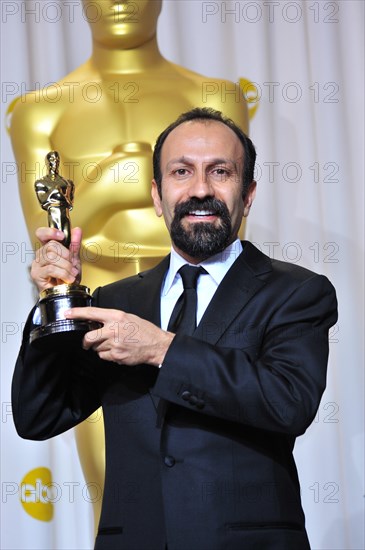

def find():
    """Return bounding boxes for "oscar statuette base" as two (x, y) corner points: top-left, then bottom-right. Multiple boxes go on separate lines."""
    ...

(30, 284), (102, 348)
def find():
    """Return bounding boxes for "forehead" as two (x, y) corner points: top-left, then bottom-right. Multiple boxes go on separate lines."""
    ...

(161, 120), (244, 163)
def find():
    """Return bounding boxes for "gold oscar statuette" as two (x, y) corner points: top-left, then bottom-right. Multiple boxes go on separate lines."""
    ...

(30, 151), (102, 346)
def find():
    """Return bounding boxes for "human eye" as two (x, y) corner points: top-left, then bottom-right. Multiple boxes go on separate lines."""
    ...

(172, 167), (190, 178)
(210, 166), (231, 180)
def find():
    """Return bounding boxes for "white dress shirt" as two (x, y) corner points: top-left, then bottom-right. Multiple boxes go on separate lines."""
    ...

(160, 239), (243, 331)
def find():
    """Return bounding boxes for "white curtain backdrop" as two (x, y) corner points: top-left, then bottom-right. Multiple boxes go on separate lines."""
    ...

(1, 1), (364, 549)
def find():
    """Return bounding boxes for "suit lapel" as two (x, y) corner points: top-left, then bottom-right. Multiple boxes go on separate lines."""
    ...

(194, 241), (272, 345)
(128, 256), (170, 415)
(128, 255), (170, 327)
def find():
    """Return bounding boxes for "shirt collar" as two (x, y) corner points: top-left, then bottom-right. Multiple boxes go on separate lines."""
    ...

(162, 239), (243, 296)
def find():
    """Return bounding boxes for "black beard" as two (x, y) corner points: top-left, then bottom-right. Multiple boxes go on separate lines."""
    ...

(170, 198), (232, 259)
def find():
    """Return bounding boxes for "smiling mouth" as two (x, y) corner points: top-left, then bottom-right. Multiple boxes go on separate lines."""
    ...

(183, 210), (219, 223)
(188, 210), (216, 217)
(175, 198), (228, 224)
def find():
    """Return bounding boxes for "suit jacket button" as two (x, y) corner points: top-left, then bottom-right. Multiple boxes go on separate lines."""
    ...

(196, 399), (205, 409)
(164, 455), (176, 467)
(181, 390), (191, 401)
(189, 395), (198, 406)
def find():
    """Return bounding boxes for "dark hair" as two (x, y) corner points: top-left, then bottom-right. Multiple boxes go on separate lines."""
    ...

(152, 107), (256, 198)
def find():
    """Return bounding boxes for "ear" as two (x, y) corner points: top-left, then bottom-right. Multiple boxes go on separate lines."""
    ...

(151, 179), (163, 217)
(243, 181), (257, 217)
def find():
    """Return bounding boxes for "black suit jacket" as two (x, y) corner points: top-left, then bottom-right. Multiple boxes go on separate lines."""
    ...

(12, 242), (338, 550)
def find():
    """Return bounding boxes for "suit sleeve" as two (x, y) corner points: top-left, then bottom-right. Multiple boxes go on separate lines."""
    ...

(11, 298), (107, 441)
(153, 274), (338, 435)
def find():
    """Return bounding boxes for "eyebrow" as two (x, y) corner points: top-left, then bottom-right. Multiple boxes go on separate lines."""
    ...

(166, 157), (239, 169)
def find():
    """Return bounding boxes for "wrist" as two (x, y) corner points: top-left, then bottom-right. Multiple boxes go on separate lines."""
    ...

(152, 331), (175, 368)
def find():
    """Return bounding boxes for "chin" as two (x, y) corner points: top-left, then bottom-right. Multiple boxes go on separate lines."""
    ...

(182, 218), (221, 231)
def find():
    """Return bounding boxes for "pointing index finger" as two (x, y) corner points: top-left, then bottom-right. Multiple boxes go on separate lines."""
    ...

(64, 307), (115, 324)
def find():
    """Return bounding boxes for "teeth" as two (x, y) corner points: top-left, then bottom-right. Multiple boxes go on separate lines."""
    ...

(190, 210), (214, 216)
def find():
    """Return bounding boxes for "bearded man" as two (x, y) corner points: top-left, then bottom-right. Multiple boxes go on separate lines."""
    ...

(12, 108), (338, 550)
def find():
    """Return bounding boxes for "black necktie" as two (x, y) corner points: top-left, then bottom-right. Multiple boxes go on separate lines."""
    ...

(167, 265), (205, 336)
(156, 265), (205, 428)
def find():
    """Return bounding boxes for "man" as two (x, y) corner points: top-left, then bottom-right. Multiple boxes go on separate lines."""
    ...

(12, 108), (338, 550)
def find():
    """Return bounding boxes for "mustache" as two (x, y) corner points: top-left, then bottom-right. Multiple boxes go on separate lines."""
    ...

(173, 197), (230, 220)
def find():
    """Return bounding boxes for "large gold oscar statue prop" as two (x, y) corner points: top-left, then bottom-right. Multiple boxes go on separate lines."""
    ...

(9, 0), (249, 536)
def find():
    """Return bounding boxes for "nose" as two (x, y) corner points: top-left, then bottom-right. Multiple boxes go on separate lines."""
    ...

(187, 170), (214, 199)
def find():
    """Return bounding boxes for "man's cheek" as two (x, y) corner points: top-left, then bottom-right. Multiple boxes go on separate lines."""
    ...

(162, 207), (173, 226)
